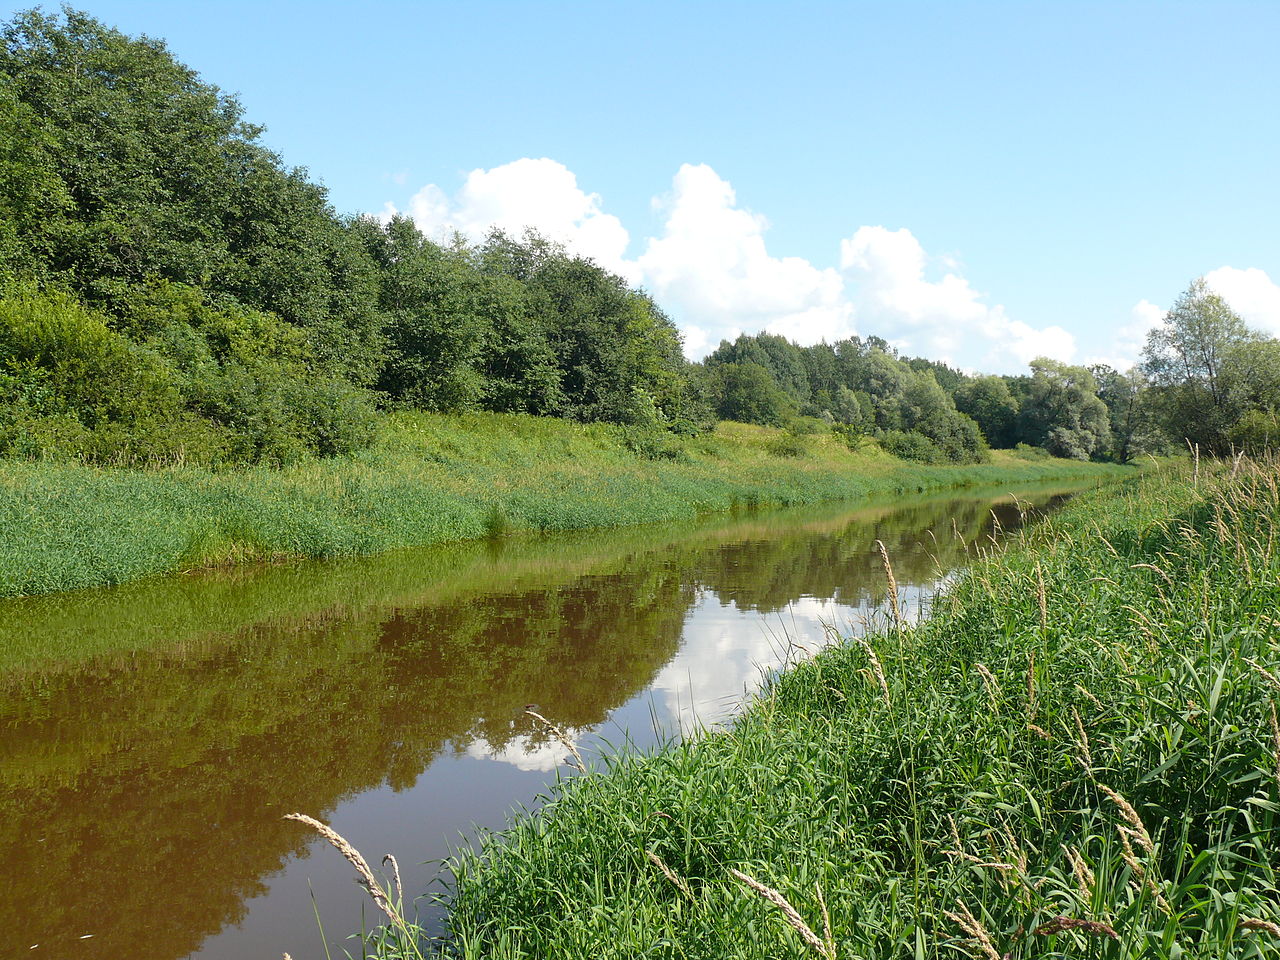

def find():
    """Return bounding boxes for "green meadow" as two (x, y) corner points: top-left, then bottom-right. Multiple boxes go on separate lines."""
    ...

(0, 412), (1123, 600)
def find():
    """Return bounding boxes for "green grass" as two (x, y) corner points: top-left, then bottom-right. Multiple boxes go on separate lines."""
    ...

(380, 461), (1280, 960)
(0, 412), (1125, 599)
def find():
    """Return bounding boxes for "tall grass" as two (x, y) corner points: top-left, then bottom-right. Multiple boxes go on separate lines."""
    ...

(390, 460), (1280, 959)
(0, 412), (1124, 600)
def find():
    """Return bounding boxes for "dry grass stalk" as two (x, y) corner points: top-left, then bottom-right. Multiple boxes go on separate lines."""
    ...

(974, 663), (1000, 711)
(943, 898), (1001, 960)
(941, 818), (1015, 871)
(646, 850), (694, 901)
(382, 853), (403, 907)
(1243, 658), (1280, 694)
(1071, 707), (1093, 771)
(1028, 722), (1052, 740)
(815, 882), (835, 960)
(1075, 683), (1104, 711)
(1130, 562), (1176, 591)
(874, 539), (901, 628)
(1099, 785), (1154, 853)
(525, 709), (585, 771)
(1116, 826), (1171, 915)
(857, 636), (891, 705)
(1241, 918), (1280, 937)
(1035, 563), (1048, 632)
(1026, 651), (1038, 722)
(730, 868), (835, 960)
(284, 813), (397, 922)
(1062, 844), (1095, 902)
(1269, 699), (1280, 791)
(1033, 916), (1119, 940)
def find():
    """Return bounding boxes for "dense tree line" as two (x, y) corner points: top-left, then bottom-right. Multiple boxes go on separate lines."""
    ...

(0, 9), (697, 465)
(2, 9), (1276, 468)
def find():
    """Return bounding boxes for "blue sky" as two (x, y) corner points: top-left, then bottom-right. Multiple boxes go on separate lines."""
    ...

(12, 0), (1279, 371)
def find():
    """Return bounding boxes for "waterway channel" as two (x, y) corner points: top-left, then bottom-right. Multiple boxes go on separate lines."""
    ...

(0, 480), (1098, 958)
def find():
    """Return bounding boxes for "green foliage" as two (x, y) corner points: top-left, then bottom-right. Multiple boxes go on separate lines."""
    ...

(1141, 278), (1267, 454)
(955, 374), (1019, 447)
(0, 412), (1123, 598)
(879, 429), (945, 463)
(1015, 358), (1111, 459)
(0, 283), (376, 465)
(1010, 441), (1051, 460)
(764, 433), (809, 458)
(710, 361), (795, 426)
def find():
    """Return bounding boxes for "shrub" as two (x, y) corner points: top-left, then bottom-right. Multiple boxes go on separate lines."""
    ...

(621, 427), (689, 462)
(879, 430), (944, 463)
(766, 433), (809, 458)
(1011, 442), (1051, 461)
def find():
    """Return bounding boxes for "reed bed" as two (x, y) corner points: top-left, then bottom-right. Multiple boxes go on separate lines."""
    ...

(0, 412), (1121, 600)
(376, 459), (1280, 959)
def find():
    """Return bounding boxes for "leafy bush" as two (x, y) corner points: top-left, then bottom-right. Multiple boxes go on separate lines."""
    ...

(785, 416), (830, 436)
(765, 433), (809, 458)
(621, 427), (690, 462)
(0, 283), (378, 465)
(879, 430), (945, 463)
(1010, 442), (1051, 460)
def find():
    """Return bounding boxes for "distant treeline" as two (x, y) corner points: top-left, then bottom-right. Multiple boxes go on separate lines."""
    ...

(2, 8), (1277, 467)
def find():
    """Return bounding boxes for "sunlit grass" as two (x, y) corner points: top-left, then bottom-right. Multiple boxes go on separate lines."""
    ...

(0, 411), (1125, 599)
(420, 461), (1280, 959)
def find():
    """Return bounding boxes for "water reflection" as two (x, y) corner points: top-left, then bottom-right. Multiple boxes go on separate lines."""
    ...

(0, 482), (1092, 959)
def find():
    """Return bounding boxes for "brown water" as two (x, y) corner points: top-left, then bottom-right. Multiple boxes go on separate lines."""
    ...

(0, 481), (1093, 959)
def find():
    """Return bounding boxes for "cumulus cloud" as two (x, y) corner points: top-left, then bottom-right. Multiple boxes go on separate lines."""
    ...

(384, 159), (1082, 370)
(465, 730), (584, 773)
(839, 226), (1076, 368)
(1088, 299), (1164, 371)
(635, 164), (853, 353)
(1205, 266), (1280, 336)
(382, 157), (635, 281)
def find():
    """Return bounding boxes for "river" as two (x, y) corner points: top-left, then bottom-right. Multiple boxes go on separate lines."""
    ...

(0, 480), (1096, 958)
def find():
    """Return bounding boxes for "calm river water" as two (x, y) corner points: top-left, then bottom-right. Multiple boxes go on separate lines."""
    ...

(0, 481), (1095, 958)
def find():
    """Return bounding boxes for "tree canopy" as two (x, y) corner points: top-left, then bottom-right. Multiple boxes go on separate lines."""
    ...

(3, 9), (1276, 469)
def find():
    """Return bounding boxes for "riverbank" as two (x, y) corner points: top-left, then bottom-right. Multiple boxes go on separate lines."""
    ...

(393, 461), (1280, 959)
(0, 412), (1125, 599)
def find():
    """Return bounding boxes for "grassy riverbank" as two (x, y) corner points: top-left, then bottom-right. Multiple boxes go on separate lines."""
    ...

(377, 462), (1280, 959)
(0, 412), (1123, 599)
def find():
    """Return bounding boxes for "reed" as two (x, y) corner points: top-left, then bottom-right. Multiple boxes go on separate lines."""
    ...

(0, 412), (1126, 601)
(371, 459), (1280, 959)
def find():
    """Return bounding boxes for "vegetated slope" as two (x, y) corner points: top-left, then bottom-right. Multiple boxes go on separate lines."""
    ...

(422, 462), (1280, 960)
(0, 413), (1125, 600)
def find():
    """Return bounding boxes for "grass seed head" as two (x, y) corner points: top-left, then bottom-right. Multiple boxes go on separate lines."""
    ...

(730, 868), (835, 960)
(284, 813), (397, 923)
(646, 850), (694, 901)
(1241, 918), (1280, 937)
(943, 899), (1001, 960)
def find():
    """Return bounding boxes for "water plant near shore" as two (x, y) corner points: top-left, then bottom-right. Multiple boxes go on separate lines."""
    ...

(0, 412), (1122, 600)
(359, 460), (1280, 959)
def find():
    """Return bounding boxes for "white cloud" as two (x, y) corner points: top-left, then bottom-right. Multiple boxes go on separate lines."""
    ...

(1087, 299), (1164, 371)
(1205, 267), (1280, 336)
(384, 157), (635, 281)
(635, 164), (854, 352)
(384, 160), (1081, 371)
(1099, 268), (1280, 373)
(839, 226), (1075, 368)
(465, 730), (584, 773)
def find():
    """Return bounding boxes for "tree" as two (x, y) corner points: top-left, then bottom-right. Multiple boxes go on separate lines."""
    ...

(1016, 359), (1110, 459)
(954, 375), (1019, 448)
(1142, 278), (1258, 453)
(710, 362), (794, 426)
(1090, 364), (1162, 463)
